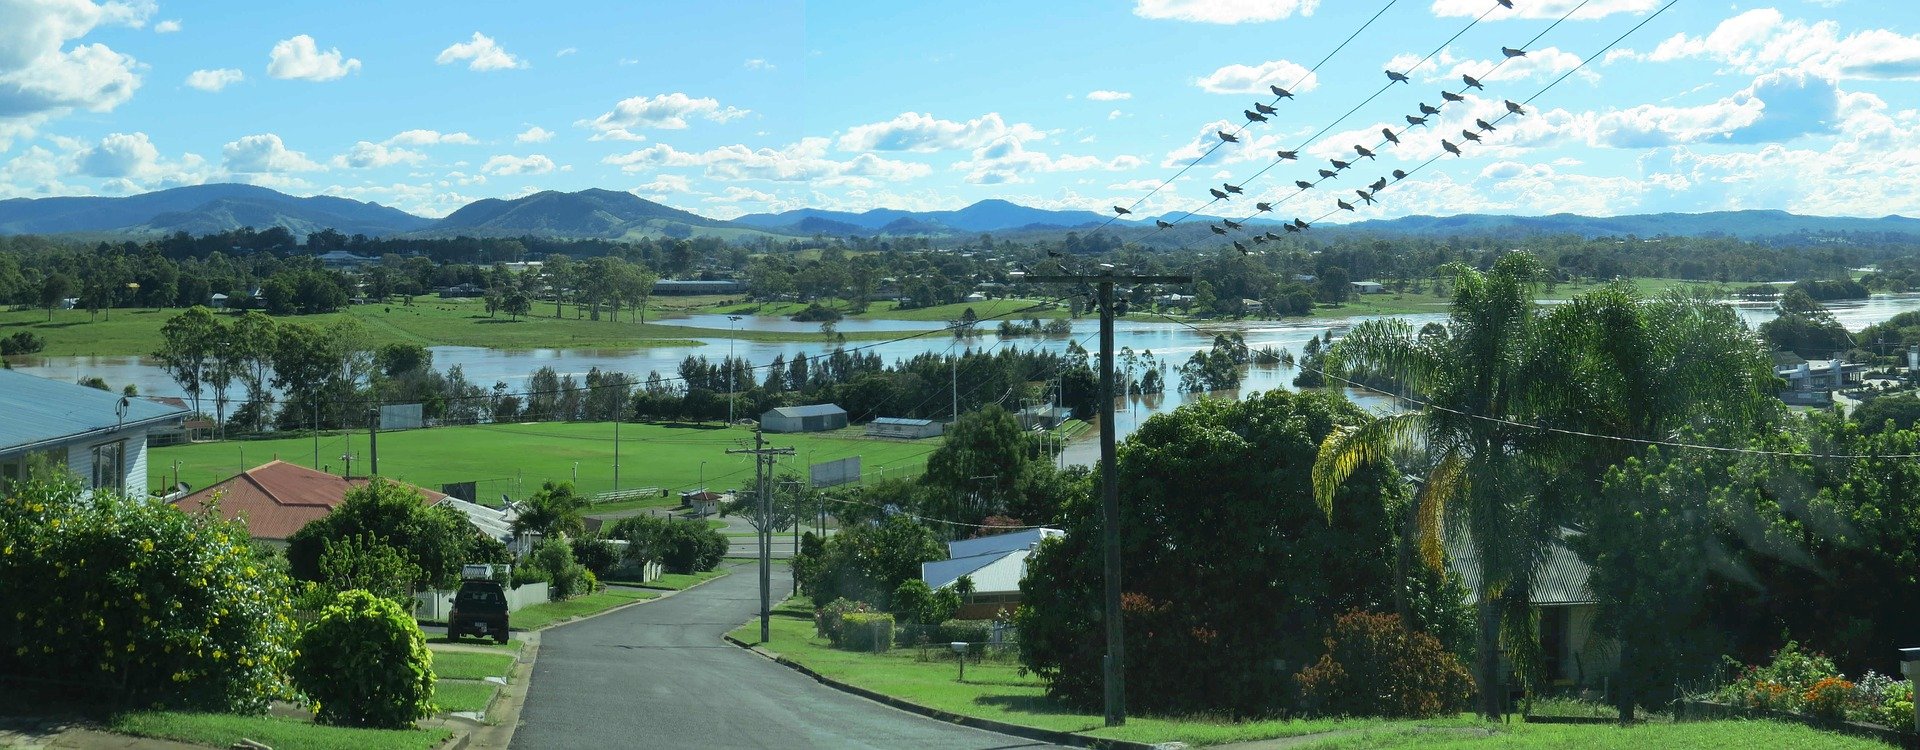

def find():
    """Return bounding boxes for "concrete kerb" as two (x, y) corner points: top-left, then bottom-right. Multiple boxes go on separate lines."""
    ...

(719, 633), (1184, 750)
(453, 631), (540, 750)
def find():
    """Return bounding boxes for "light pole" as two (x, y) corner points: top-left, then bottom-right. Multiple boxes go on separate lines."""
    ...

(699, 461), (707, 494)
(727, 315), (743, 425)
(572, 460), (579, 483)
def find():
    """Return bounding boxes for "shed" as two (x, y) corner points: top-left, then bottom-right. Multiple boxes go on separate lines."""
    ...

(865, 417), (943, 439)
(760, 404), (848, 433)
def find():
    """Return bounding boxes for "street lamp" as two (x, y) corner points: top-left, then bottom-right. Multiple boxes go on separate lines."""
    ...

(727, 315), (744, 425)
(699, 461), (707, 493)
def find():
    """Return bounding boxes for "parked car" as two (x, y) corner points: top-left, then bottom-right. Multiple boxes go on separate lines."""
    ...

(448, 578), (509, 644)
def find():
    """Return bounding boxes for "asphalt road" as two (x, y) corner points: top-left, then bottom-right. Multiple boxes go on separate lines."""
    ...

(511, 561), (1062, 750)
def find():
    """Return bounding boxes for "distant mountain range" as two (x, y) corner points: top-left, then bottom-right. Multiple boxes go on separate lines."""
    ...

(0, 184), (1915, 243)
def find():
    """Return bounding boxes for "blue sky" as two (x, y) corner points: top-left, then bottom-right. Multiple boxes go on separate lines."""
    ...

(0, 0), (1916, 223)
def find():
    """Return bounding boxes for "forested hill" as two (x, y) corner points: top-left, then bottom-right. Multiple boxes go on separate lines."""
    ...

(0, 184), (431, 237)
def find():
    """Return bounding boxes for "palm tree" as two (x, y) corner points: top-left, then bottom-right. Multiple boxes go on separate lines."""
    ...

(513, 480), (589, 540)
(1313, 252), (1554, 720)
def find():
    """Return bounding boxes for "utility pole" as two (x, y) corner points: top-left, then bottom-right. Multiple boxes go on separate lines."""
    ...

(312, 401), (321, 470)
(1020, 268), (1188, 727)
(613, 418), (621, 491)
(728, 431), (794, 642)
(367, 405), (379, 476)
(952, 354), (959, 423)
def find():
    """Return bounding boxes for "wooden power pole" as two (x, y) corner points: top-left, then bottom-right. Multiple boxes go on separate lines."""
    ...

(1020, 268), (1188, 727)
(729, 431), (794, 642)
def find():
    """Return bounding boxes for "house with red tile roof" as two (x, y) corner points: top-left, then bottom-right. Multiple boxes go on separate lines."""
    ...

(172, 460), (446, 543)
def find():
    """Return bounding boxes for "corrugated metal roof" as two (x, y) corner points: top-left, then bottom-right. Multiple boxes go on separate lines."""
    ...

(946, 527), (1061, 560)
(871, 417), (936, 426)
(0, 370), (189, 455)
(765, 404), (846, 419)
(923, 549), (1032, 594)
(1447, 528), (1594, 606)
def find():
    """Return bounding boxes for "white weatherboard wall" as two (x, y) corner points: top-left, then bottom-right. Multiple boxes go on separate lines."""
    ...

(414, 582), (551, 621)
(60, 424), (153, 500)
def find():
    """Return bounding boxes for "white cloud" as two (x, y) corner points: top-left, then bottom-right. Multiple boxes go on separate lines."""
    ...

(954, 138), (1143, 185)
(77, 131), (154, 177)
(605, 137), (931, 187)
(268, 34), (360, 81)
(1646, 9), (1920, 82)
(481, 154), (555, 175)
(1429, 0), (1654, 20)
(515, 125), (554, 143)
(332, 141), (427, 169)
(222, 133), (320, 173)
(744, 58), (775, 71)
(153, 19), (179, 33)
(1134, 0), (1318, 24)
(1194, 59), (1319, 94)
(836, 112), (1045, 153)
(0, 0), (146, 129)
(386, 129), (478, 146)
(0, 146), (80, 198)
(577, 93), (749, 138)
(1109, 109), (1124, 120)
(589, 128), (648, 143)
(184, 68), (243, 92)
(633, 174), (691, 194)
(436, 32), (526, 72)
(555, 47), (577, 57)
(1087, 90), (1131, 101)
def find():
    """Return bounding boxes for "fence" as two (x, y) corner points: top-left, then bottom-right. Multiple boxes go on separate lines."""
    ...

(414, 581), (550, 622)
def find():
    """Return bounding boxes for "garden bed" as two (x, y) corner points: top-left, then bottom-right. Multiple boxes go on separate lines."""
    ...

(1678, 700), (1918, 749)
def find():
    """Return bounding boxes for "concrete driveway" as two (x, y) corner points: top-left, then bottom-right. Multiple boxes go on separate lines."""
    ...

(512, 561), (1061, 749)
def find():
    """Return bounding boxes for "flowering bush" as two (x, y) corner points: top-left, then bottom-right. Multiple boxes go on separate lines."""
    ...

(814, 598), (872, 645)
(291, 589), (435, 728)
(0, 478), (296, 713)
(1803, 676), (1855, 721)
(1718, 641), (1839, 713)
(1872, 680), (1914, 728)
(1295, 609), (1474, 718)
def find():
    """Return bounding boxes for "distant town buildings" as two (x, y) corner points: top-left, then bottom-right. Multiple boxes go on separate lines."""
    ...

(654, 279), (747, 295)
(865, 417), (944, 439)
(760, 404), (849, 433)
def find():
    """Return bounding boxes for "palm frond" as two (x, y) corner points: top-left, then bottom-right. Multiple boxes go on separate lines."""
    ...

(1312, 412), (1427, 520)
(1417, 449), (1466, 573)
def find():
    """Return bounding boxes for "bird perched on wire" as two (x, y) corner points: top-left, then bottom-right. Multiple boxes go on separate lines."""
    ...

(1356, 190), (1376, 205)
(1419, 102), (1441, 116)
(1244, 109), (1269, 123)
(1217, 130), (1240, 143)
(1233, 240), (1249, 254)
(1276, 149), (1299, 160)
(1498, 0), (1513, 7)
(1210, 187), (1230, 200)
(1442, 140), (1463, 156)
(1256, 202), (1274, 212)
(1223, 219), (1244, 230)
(1355, 145), (1377, 160)
(1112, 205), (1132, 216)
(1047, 248), (1063, 258)
(1502, 47), (1527, 58)
(1283, 224), (1301, 233)
(1293, 218), (1310, 229)
(1505, 100), (1527, 115)
(1475, 118), (1497, 132)
(1337, 199), (1356, 211)
(1210, 224), (1228, 235)
(1271, 85), (1294, 99)
(1255, 102), (1278, 115)
(1407, 115), (1429, 127)
(1462, 74), (1484, 90)
(1382, 128), (1400, 145)
(1330, 159), (1352, 171)
(1461, 129), (1482, 143)
(1370, 177), (1388, 191)
(1387, 70), (1411, 84)
(1264, 231), (1283, 240)
(1318, 168), (1339, 179)
(1254, 235), (1271, 245)
(1155, 219), (1173, 229)
(1442, 91), (1466, 104)
(1295, 180), (1315, 190)
(1223, 183), (1244, 194)
(1392, 169), (1408, 181)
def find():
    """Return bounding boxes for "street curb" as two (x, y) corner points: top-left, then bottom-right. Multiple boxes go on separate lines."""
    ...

(454, 632), (538, 750)
(721, 633), (1177, 750)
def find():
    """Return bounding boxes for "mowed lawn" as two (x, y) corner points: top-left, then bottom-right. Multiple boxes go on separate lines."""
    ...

(151, 421), (942, 500)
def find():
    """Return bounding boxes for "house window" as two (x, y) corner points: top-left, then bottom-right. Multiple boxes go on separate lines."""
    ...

(90, 441), (125, 496)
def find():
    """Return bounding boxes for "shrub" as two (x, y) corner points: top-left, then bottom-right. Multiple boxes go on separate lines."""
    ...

(841, 613), (894, 653)
(571, 536), (622, 577)
(607, 516), (727, 574)
(1717, 641), (1840, 714)
(1871, 680), (1914, 727)
(291, 589), (435, 728)
(0, 479), (296, 713)
(287, 478), (482, 590)
(1804, 676), (1855, 721)
(1296, 610), (1474, 718)
(815, 598), (871, 645)
(317, 533), (419, 604)
(528, 538), (591, 600)
(0, 331), (45, 355)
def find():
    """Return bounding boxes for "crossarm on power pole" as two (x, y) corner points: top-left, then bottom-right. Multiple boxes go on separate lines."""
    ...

(1016, 269), (1190, 728)
(728, 431), (796, 643)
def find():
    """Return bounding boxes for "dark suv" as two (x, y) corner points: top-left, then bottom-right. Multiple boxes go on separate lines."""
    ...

(448, 579), (509, 644)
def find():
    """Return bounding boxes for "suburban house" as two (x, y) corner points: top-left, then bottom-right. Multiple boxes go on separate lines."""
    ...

(760, 404), (848, 433)
(0, 370), (188, 499)
(1774, 356), (1866, 405)
(316, 251), (377, 270)
(922, 527), (1063, 619)
(865, 417), (944, 439)
(680, 489), (729, 516)
(438, 496), (532, 556)
(1351, 281), (1388, 294)
(172, 460), (448, 544)
(1450, 530), (1618, 690)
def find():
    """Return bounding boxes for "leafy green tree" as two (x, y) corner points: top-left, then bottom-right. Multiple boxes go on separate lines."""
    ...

(1021, 390), (1416, 716)
(923, 405), (1033, 525)
(287, 478), (477, 591)
(291, 590), (435, 728)
(1851, 394), (1920, 434)
(513, 480), (589, 539)
(800, 515), (944, 609)
(318, 533), (422, 603)
(38, 271), (72, 320)
(503, 291), (531, 321)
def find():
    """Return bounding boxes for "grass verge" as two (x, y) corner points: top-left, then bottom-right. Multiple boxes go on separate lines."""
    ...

(433, 680), (498, 715)
(111, 711), (450, 750)
(510, 587), (658, 630)
(625, 569), (729, 591)
(1291, 718), (1895, 749)
(425, 635), (523, 652)
(429, 650), (516, 682)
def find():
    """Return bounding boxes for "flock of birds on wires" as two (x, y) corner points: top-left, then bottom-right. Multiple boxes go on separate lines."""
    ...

(1091, 0), (1644, 259)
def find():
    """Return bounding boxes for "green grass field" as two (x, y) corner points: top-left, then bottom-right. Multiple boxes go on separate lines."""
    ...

(509, 586), (658, 630)
(734, 598), (1884, 748)
(428, 650), (515, 681)
(431, 680), (498, 714)
(150, 421), (942, 501)
(110, 712), (450, 750)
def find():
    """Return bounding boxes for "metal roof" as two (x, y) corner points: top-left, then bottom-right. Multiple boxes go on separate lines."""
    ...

(946, 527), (1061, 560)
(871, 417), (936, 426)
(1447, 529), (1595, 606)
(0, 370), (189, 456)
(764, 404), (847, 419)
